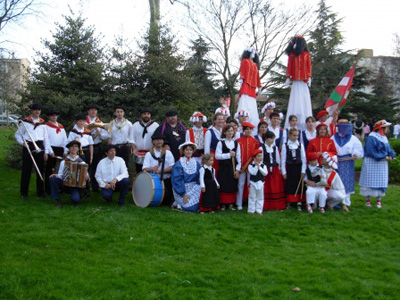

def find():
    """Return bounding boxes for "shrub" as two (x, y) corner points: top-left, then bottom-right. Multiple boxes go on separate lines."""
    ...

(389, 138), (400, 155)
(5, 135), (22, 169)
(389, 155), (400, 184)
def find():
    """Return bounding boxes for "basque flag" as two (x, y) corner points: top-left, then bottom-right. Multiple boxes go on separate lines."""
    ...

(325, 63), (357, 115)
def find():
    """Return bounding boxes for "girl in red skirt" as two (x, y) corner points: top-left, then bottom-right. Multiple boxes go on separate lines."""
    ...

(261, 131), (286, 210)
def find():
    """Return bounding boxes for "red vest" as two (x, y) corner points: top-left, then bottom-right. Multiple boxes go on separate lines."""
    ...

(237, 135), (260, 171)
(286, 52), (312, 82)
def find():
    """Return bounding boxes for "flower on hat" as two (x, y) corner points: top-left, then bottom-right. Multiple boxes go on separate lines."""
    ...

(215, 107), (230, 117)
(190, 112), (207, 123)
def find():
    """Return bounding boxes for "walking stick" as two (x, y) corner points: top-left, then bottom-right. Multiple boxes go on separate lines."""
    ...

(294, 177), (303, 197)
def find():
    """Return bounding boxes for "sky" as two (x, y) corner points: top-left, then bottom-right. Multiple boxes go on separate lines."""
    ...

(2, 0), (399, 66)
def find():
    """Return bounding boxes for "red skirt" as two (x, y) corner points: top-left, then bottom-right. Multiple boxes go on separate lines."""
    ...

(263, 166), (286, 210)
(219, 192), (236, 205)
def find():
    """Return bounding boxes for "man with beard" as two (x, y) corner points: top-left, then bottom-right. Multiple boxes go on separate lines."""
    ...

(154, 110), (186, 162)
(131, 108), (159, 173)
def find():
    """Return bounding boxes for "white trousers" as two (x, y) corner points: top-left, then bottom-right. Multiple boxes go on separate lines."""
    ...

(306, 186), (327, 207)
(326, 189), (345, 207)
(236, 172), (249, 207)
(248, 185), (264, 213)
(343, 194), (351, 206)
(237, 94), (259, 135)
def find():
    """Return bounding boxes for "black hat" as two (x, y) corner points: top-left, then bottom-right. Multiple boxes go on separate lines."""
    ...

(151, 132), (165, 140)
(114, 105), (126, 112)
(75, 115), (86, 121)
(46, 109), (59, 116)
(165, 110), (178, 117)
(104, 144), (116, 152)
(86, 103), (99, 111)
(29, 103), (43, 110)
(140, 108), (152, 115)
(66, 140), (81, 149)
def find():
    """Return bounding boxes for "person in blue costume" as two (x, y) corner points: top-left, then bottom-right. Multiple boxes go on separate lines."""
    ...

(171, 141), (201, 212)
(359, 120), (396, 208)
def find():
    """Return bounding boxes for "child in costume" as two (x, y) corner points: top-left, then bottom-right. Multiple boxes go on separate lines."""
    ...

(260, 102), (275, 125)
(199, 154), (220, 213)
(248, 149), (268, 215)
(281, 128), (306, 211)
(282, 115), (300, 144)
(305, 153), (328, 214)
(261, 131), (286, 210)
(301, 116), (316, 152)
(186, 111), (208, 164)
(268, 112), (284, 149)
(359, 120), (396, 208)
(254, 121), (268, 146)
(215, 125), (241, 210)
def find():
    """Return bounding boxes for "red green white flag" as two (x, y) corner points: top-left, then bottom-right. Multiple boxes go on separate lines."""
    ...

(325, 63), (357, 115)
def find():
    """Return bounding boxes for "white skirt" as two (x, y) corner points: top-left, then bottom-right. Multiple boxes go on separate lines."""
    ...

(237, 94), (259, 134)
(285, 80), (312, 131)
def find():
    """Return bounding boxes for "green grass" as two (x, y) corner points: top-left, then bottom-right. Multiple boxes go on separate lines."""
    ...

(1, 126), (400, 299)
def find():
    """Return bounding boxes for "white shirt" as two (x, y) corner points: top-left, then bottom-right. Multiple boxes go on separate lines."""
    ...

(57, 155), (87, 179)
(46, 122), (68, 152)
(108, 119), (134, 145)
(301, 129), (316, 144)
(268, 125), (281, 139)
(331, 135), (364, 158)
(204, 127), (222, 154)
(324, 168), (346, 195)
(280, 140), (306, 175)
(394, 124), (400, 136)
(215, 139), (241, 171)
(305, 165), (326, 185)
(248, 163), (268, 190)
(15, 117), (52, 154)
(199, 165), (220, 188)
(86, 116), (110, 144)
(142, 148), (175, 179)
(282, 127), (299, 145)
(95, 156), (129, 188)
(185, 125), (206, 149)
(260, 143), (281, 173)
(131, 121), (159, 151)
(65, 125), (94, 154)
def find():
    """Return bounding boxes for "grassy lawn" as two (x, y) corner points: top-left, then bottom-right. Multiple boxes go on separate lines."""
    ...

(0, 126), (399, 299)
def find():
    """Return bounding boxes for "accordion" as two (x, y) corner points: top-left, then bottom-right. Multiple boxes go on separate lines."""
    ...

(63, 161), (88, 188)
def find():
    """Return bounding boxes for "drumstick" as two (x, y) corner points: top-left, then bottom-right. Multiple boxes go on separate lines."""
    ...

(294, 177), (303, 197)
(232, 156), (236, 179)
(338, 157), (357, 162)
(300, 177), (304, 200)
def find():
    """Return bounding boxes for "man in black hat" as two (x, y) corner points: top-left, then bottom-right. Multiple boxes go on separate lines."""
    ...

(154, 110), (186, 161)
(143, 133), (175, 206)
(15, 103), (52, 200)
(49, 140), (89, 207)
(131, 108), (159, 173)
(85, 103), (109, 192)
(108, 105), (134, 168)
(95, 144), (130, 206)
(44, 109), (67, 195)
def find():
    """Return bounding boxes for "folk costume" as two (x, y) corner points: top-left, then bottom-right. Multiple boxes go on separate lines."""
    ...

(95, 145), (130, 206)
(322, 154), (346, 209)
(261, 142), (286, 210)
(305, 160), (328, 213)
(131, 108), (159, 173)
(108, 116), (134, 168)
(44, 109), (68, 195)
(234, 109), (250, 135)
(199, 165), (220, 211)
(285, 36), (312, 131)
(248, 149), (268, 214)
(359, 121), (396, 207)
(268, 124), (284, 149)
(171, 142), (202, 212)
(15, 104), (52, 198)
(281, 140), (306, 203)
(238, 48), (261, 130)
(185, 112), (208, 164)
(65, 123), (94, 163)
(332, 121), (364, 206)
(155, 110), (186, 162)
(260, 102), (275, 126)
(301, 128), (316, 153)
(142, 135), (175, 206)
(86, 105), (110, 191)
(236, 122), (260, 209)
(215, 139), (241, 206)
(315, 110), (337, 137)
(204, 126), (222, 172)
(306, 123), (337, 165)
(49, 141), (88, 205)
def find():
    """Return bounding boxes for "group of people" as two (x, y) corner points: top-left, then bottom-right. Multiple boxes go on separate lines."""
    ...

(14, 41), (396, 212)
(15, 100), (396, 213)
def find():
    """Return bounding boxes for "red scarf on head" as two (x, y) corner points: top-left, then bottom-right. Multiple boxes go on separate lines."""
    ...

(46, 121), (64, 134)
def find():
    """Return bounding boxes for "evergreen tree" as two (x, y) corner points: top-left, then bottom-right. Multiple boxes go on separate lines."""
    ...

(22, 10), (106, 126)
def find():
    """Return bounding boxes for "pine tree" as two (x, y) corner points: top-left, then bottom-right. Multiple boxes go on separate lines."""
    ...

(22, 10), (106, 126)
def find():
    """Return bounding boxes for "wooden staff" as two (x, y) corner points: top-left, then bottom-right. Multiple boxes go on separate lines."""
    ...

(294, 177), (304, 197)
(232, 156), (236, 179)
(338, 157), (357, 162)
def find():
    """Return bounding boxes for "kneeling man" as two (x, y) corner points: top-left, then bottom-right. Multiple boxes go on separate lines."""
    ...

(95, 144), (130, 206)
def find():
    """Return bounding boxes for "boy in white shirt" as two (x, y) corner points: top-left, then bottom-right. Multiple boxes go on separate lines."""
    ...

(305, 152), (328, 213)
(248, 149), (268, 215)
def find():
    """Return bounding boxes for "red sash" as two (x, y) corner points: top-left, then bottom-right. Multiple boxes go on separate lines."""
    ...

(325, 171), (336, 191)
(188, 128), (207, 143)
(46, 122), (64, 134)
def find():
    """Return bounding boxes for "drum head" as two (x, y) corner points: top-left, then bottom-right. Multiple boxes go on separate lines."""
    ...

(132, 171), (155, 207)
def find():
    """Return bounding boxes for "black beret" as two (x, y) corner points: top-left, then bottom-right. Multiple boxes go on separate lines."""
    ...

(66, 140), (81, 148)
(29, 103), (43, 110)
(75, 115), (86, 121)
(105, 144), (116, 152)
(86, 103), (99, 110)
(151, 132), (165, 140)
(140, 108), (152, 114)
(114, 105), (126, 112)
(165, 110), (178, 117)
(46, 109), (59, 116)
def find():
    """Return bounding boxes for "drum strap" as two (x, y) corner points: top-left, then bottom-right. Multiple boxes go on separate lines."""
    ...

(150, 149), (166, 181)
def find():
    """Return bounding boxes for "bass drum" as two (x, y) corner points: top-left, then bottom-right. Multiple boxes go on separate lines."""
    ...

(132, 171), (165, 207)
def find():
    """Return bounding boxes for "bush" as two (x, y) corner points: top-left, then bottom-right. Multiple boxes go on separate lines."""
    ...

(389, 138), (400, 155)
(5, 135), (22, 169)
(389, 155), (400, 184)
